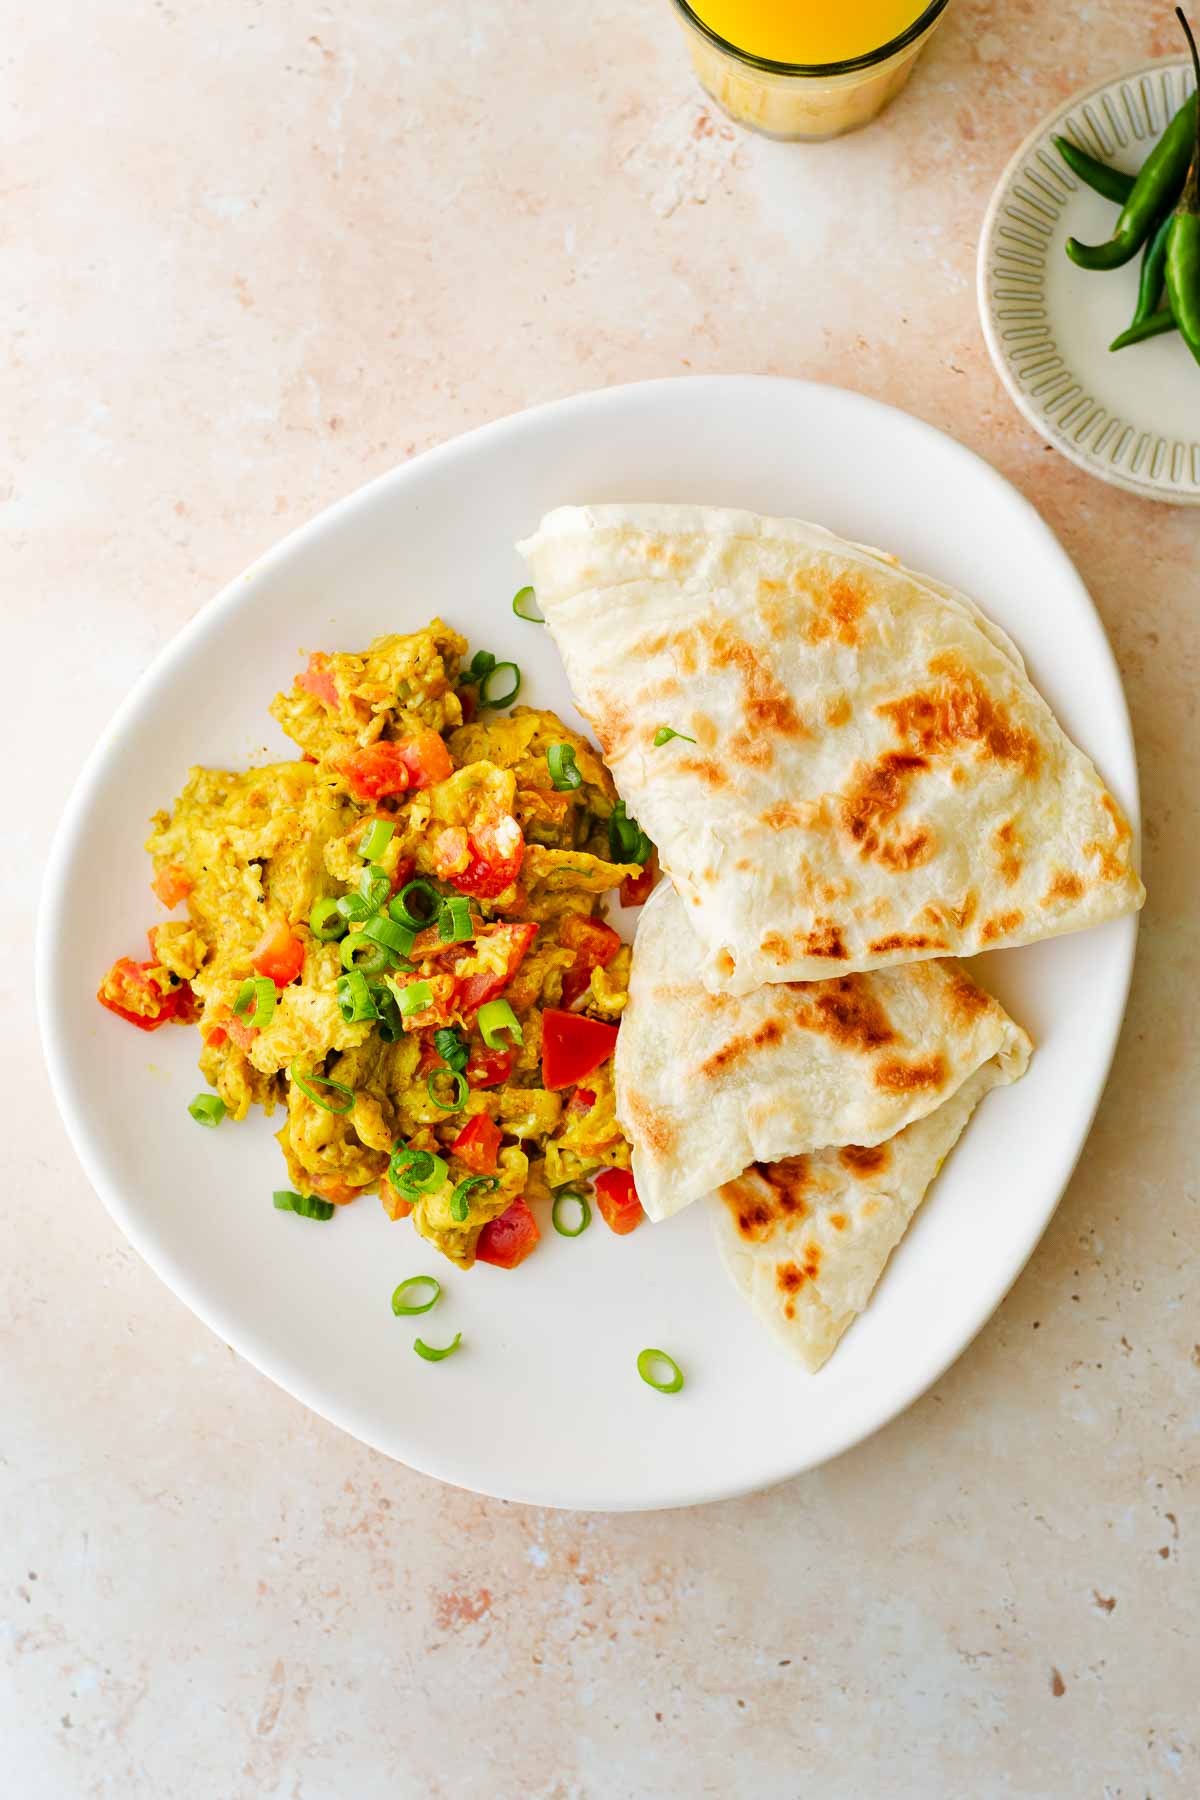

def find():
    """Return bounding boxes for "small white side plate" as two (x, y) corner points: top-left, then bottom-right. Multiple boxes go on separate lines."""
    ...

(979, 57), (1199, 505)
(38, 377), (1140, 1510)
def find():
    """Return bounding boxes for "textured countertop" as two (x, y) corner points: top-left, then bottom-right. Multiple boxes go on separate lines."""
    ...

(6, 1), (1198, 1794)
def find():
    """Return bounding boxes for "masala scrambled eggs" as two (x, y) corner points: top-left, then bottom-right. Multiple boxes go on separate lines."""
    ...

(97, 620), (650, 1269)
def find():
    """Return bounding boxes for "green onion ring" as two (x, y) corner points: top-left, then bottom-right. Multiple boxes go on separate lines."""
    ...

(512, 585), (544, 623)
(437, 895), (474, 944)
(336, 968), (378, 1024)
(289, 1063), (356, 1115)
(360, 818), (395, 861)
(477, 998), (523, 1050)
(308, 896), (348, 942)
(414, 1332), (462, 1362)
(551, 1188), (592, 1237)
(340, 933), (391, 975)
(359, 864), (391, 911)
(449, 1174), (499, 1222)
(479, 661), (521, 709)
(336, 892), (373, 924)
(426, 1068), (468, 1112)
(388, 1143), (448, 1196)
(547, 742), (582, 791)
(391, 1275), (442, 1316)
(636, 1348), (685, 1394)
(370, 983), (404, 1042)
(273, 1189), (335, 1221)
(188, 1092), (226, 1129)
(362, 913), (415, 957)
(652, 726), (697, 747)
(395, 979), (433, 1018)
(233, 975), (277, 1028)
(390, 878), (442, 930)
(466, 648), (496, 682)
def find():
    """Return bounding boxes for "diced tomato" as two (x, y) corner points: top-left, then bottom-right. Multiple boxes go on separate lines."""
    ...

(560, 914), (622, 1008)
(202, 1023), (228, 1048)
(151, 863), (192, 909)
(394, 730), (453, 789)
(465, 1046), (515, 1089)
(451, 1113), (503, 1176)
(338, 732), (452, 801)
(593, 1168), (644, 1236)
(475, 1197), (540, 1269)
(620, 854), (658, 908)
(415, 1039), (443, 1076)
(225, 1016), (260, 1052)
(308, 1176), (363, 1206)
(380, 1177), (413, 1221)
(567, 1087), (595, 1116)
(389, 855), (416, 894)
(252, 920), (306, 988)
(445, 811), (525, 900)
(296, 651), (339, 711)
(458, 686), (477, 725)
(540, 1009), (619, 1091)
(456, 922), (539, 1014)
(97, 958), (187, 1031)
(173, 983), (202, 1025)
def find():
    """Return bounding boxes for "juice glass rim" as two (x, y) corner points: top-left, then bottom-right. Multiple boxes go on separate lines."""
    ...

(669, 0), (951, 78)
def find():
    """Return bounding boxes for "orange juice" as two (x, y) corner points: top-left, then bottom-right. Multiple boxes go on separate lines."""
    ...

(687, 0), (930, 66)
(672, 0), (948, 139)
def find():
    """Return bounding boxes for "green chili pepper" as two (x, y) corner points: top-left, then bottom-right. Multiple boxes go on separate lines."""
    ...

(1129, 211), (1175, 331)
(1165, 11), (1200, 368)
(1109, 307), (1178, 351)
(1066, 91), (1196, 271)
(1053, 135), (1135, 206)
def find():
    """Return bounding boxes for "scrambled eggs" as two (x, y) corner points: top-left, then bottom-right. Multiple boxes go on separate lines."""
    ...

(97, 621), (647, 1269)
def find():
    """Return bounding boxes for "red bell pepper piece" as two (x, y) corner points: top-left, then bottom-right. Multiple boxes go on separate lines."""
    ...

(560, 913), (622, 1008)
(619, 854), (657, 908)
(540, 1009), (619, 1091)
(251, 919), (306, 988)
(451, 1113), (502, 1176)
(456, 922), (539, 1014)
(593, 1168), (644, 1236)
(96, 958), (191, 1032)
(475, 1197), (540, 1269)
(465, 1046), (515, 1089)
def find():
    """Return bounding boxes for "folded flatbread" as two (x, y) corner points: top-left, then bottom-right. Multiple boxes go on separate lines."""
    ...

(711, 1056), (1014, 1371)
(617, 882), (1031, 1224)
(519, 503), (1144, 994)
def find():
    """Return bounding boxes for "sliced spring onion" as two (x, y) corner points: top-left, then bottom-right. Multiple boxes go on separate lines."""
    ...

(233, 975), (277, 1028)
(466, 649), (496, 682)
(388, 1143), (448, 1196)
(427, 1068), (469, 1112)
(512, 585), (544, 623)
(273, 1189), (335, 1221)
(547, 742), (582, 791)
(636, 1348), (685, 1394)
(340, 933), (391, 975)
(289, 1062), (356, 1115)
(336, 891), (373, 924)
(437, 895), (474, 944)
(362, 913), (416, 957)
(477, 998), (523, 1050)
(414, 1332), (462, 1362)
(309, 896), (348, 942)
(370, 982), (404, 1042)
(359, 817), (395, 861)
(653, 726), (697, 747)
(479, 660), (521, 709)
(433, 1026), (469, 1073)
(395, 979), (433, 1018)
(450, 1174), (499, 1222)
(336, 968), (378, 1024)
(188, 1092), (226, 1129)
(359, 863), (391, 912)
(390, 878), (441, 929)
(391, 1275), (442, 1316)
(608, 800), (653, 866)
(551, 1188), (592, 1237)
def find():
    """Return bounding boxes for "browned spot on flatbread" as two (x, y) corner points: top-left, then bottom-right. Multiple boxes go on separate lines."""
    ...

(839, 1142), (891, 1176)
(992, 819), (1023, 884)
(732, 1197), (775, 1243)
(802, 978), (895, 1052)
(980, 908), (1024, 942)
(803, 921), (848, 961)
(588, 696), (634, 761)
(803, 576), (866, 647)
(879, 655), (1040, 777)
(623, 1089), (676, 1157)
(775, 1240), (822, 1320)
(716, 949), (735, 976)
(867, 931), (945, 954)
(677, 755), (728, 790)
(945, 970), (992, 1022)
(729, 729), (773, 769)
(757, 1157), (811, 1217)
(874, 1054), (948, 1093)
(840, 752), (930, 865)
(828, 1212), (848, 1232)
(700, 620), (808, 738)
(696, 1016), (786, 1079)
(1042, 869), (1084, 906)
(825, 693), (852, 728)
(761, 800), (820, 831)
(760, 931), (792, 964)
(632, 626), (700, 677)
(876, 828), (935, 872)
(1100, 792), (1132, 843)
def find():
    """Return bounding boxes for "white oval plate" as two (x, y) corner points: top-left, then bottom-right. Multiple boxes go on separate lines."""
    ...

(38, 377), (1139, 1510)
(978, 57), (1200, 505)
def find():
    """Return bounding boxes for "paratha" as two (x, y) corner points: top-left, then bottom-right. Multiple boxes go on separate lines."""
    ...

(519, 503), (1145, 993)
(711, 1056), (1018, 1371)
(617, 882), (1031, 1223)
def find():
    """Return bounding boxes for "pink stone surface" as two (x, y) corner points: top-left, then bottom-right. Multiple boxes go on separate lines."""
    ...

(5, 1), (1199, 1793)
